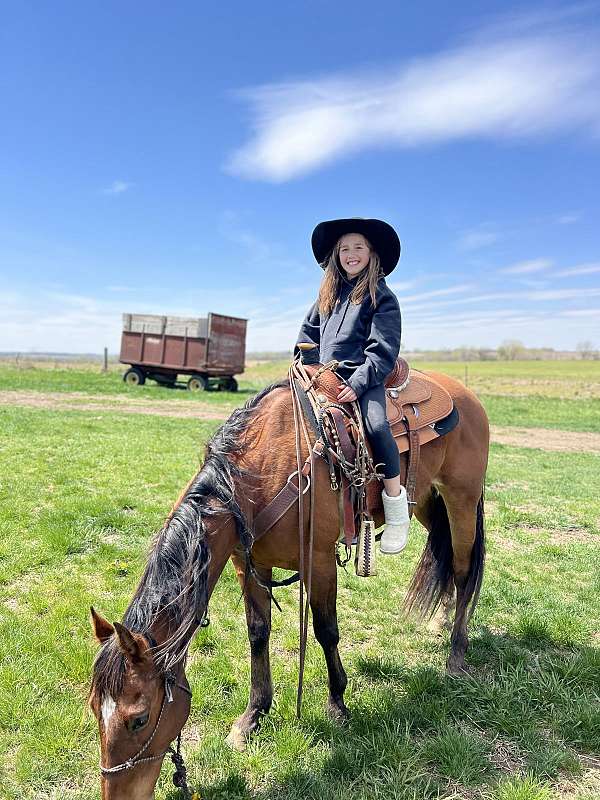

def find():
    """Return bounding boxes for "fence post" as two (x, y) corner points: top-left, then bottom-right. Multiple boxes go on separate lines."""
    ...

(464, 363), (468, 387)
(102, 347), (108, 373)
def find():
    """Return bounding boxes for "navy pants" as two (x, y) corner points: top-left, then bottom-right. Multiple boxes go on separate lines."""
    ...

(358, 383), (400, 479)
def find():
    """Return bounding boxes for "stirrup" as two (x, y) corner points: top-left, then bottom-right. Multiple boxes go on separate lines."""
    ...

(355, 518), (377, 578)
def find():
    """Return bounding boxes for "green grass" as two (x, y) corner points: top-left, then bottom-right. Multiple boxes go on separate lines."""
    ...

(1, 395), (599, 800)
(2, 360), (600, 434)
(0, 360), (288, 397)
(480, 395), (600, 433)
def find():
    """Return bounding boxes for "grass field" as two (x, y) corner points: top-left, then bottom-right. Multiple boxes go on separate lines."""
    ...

(0, 360), (598, 800)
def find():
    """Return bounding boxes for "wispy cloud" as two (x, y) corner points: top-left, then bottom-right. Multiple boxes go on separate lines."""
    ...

(554, 262), (600, 277)
(103, 180), (133, 195)
(557, 211), (581, 224)
(560, 307), (600, 317)
(457, 226), (499, 251)
(527, 287), (600, 301)
(402, 284), (475, 304)
(387, 279), (422, 293)
(226, 17), (600, 181)
(500, 258), (552, 275)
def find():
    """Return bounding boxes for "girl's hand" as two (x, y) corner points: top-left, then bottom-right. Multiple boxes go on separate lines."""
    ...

(337, 385), (357, 403)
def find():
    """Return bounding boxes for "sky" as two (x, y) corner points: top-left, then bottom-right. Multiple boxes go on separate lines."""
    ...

(1, 1), (600, 354)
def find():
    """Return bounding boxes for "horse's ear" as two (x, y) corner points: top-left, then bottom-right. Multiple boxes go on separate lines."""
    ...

(113, 621), (149, 663)
(91, 607), (114, 644)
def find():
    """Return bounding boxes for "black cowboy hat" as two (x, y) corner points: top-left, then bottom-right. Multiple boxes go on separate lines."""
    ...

(311, 217), (401, 276)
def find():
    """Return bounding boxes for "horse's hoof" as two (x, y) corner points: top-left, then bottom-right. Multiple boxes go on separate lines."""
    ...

(327, 700), (350, 723)
(225, 725), (247, 752)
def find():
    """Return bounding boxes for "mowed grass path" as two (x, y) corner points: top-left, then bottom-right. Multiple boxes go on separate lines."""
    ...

(0, 362), (599, 799)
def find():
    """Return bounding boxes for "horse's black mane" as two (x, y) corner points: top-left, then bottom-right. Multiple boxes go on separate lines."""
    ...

(91, 379), (288, 700)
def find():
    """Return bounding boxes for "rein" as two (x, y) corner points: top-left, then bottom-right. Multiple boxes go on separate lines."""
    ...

(287, 357), (378, 714)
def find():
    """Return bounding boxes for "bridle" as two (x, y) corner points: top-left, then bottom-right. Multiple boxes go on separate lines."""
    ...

(99, 655), (196, 797)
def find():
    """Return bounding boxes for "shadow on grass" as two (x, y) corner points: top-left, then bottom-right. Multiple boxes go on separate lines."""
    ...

(176, 627), (599, 800)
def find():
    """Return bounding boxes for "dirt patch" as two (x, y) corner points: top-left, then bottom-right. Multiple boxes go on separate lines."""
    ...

(558, 764), (600, 798)
(547, 527), (596, 545)
(0, 390), (227, 421)
(3, 391), (600, 452)
(490, 425), (600, 453)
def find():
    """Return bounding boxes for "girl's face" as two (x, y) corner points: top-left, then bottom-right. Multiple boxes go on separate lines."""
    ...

(338, 233), (371, 278)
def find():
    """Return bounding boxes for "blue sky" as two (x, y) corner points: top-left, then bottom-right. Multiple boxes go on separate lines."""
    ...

(1, 1), (599, 353)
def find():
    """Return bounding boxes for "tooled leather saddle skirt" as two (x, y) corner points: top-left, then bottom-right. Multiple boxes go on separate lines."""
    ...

(307, 357), (456, 454)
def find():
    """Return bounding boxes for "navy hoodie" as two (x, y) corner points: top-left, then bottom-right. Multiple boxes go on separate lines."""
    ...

(296, 275), (401, 398)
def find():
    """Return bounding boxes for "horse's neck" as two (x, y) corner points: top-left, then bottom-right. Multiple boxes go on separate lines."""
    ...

(235, 386), (304, 511)
(139, 511), (240, 656)
(204, 511), (240, 596)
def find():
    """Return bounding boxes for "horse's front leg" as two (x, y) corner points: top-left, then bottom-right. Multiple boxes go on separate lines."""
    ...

(310, 561), (349, 721)
(226, 556), (273, 751)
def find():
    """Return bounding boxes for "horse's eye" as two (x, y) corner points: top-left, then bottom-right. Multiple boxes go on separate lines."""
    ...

(128, 712), (150, 732)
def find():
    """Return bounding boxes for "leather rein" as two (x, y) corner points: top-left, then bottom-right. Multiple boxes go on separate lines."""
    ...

(287, 357), (378, 715)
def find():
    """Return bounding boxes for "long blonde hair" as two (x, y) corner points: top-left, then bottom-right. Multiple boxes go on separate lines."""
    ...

(318, 235), (382, 317)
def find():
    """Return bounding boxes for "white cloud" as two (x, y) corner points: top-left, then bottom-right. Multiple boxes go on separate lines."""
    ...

(3, 281), (599, 354)
(387, 279), (421, 293)
(457, 227), (499, 251)
(226, 20), (600, 181)
(528, 287), (600, 301)
(401, 284), (475, 304)
(560, 307), (600, 317)
(554, 262), (600, 277)
(401, 302), (600, 350)
(103, 180), (133, 195)
(557, 211), (581, 224)
(500, 258), (553, 274)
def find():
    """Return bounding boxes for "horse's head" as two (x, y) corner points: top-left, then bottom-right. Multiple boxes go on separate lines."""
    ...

(89, 608), (191, 800)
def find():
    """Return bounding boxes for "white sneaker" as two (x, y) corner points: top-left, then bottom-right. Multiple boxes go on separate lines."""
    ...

(380, 487), (410, 554)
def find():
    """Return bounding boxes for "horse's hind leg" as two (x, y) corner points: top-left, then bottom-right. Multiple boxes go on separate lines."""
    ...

(226, 559), (273, 751)
(439, 489), (485, 675)
(309, 563), (349, 721)
(415, 491), (455, 635)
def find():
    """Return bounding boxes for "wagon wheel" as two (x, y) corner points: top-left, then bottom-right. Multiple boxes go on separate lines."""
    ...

(187, 375), (208, 392)
(123, 367), (146, 386)
(223, 377), (238, 392)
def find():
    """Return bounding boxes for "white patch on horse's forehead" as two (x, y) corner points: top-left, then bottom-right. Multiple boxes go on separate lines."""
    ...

(101, 694), (116, 727)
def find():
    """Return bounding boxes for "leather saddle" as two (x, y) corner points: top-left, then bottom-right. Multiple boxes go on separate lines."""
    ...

(305, 357), (455, 454)
(251, 357), (457, 546)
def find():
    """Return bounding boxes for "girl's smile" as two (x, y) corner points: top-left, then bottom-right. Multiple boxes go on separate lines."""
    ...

(338, 233), (371, 278)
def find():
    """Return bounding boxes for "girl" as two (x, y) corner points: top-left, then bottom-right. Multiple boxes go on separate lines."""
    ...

(296, 217), (410, 554)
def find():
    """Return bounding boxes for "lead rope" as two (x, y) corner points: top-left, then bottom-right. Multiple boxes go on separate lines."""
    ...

(168, 732), (199, 800)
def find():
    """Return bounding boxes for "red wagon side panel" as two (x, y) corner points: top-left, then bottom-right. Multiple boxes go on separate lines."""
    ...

(120, 312), (247, 378)
(206, 314), (247, 375)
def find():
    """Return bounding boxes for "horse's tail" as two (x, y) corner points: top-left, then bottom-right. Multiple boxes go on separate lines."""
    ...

(403, 489), (485, 621)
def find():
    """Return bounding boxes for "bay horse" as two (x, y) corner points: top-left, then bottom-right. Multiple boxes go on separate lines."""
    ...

(89, 371), (488, 799)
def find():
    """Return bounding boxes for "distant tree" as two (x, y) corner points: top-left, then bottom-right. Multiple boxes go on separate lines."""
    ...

(497, 339), (526, 360)
(576, 340), (597, 360)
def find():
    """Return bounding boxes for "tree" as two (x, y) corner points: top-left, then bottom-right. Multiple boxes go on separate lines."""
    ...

(576, 340), (597, 360)
(497, 339), (526, 360)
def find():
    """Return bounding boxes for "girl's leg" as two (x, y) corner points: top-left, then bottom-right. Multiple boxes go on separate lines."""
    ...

(383, 474), (401, 497)
(359, 385), (409, 554)
(358, 384), (401, 481)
